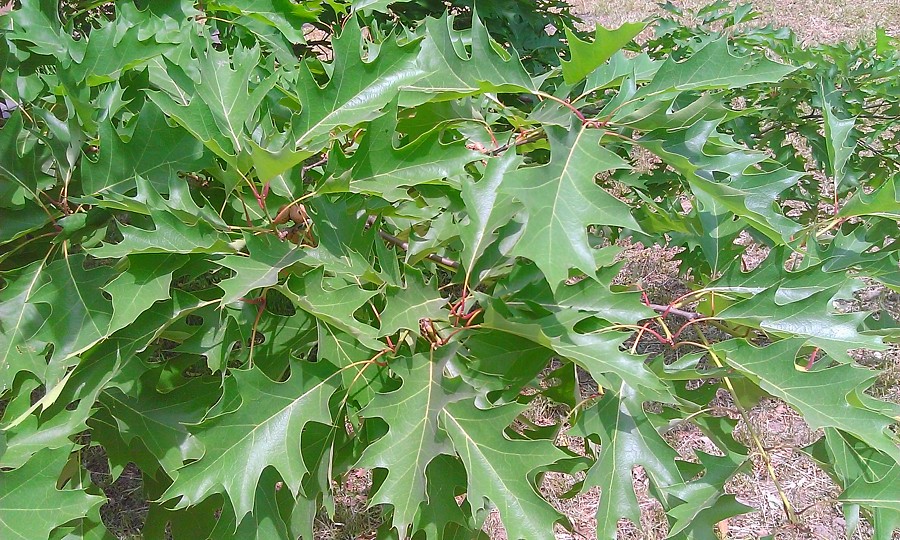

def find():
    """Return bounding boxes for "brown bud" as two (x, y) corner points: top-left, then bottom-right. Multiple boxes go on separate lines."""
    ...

(289, 204), (304, 224)
(273, 205), (292, 225)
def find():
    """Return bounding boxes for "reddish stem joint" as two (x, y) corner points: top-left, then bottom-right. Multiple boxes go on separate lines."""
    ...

(805, 347), (820, 370)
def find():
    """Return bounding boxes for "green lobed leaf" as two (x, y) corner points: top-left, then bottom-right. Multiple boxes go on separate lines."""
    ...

(638, 119), (803, 243)
(818, 78), (857, 192)
(715, 339), (900, 463)
(102, 253), (186, 334)
(407, 14), (538, 101)
(216, 233), (303, 306)
(324, 109), (481, 202)
(561, 22), (647, 84)
(501, 120), (638, 290)
(459, 151), (522, 285)
(82, 101), (211, 196)
(280, 267), (382, 350)
(0, 258), (51, 392)
(161, 362), (342, 520)
(99, 371), (220, 475)
(0, 448), (104, 540)
(355, 348), (474, 536)
(634, 36), (797, 98)
(572, 378), (685, 539)
(480, 294), (673, 402)
(443, 399), (567, 540)
(291, 17), (426, 151)
(91, 209), (235, 257)
(207, 0), (322, 42)
(377, 266), (446, 337)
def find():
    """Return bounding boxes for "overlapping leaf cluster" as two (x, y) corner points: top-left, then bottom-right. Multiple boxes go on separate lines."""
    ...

(1, 1), (898, 539)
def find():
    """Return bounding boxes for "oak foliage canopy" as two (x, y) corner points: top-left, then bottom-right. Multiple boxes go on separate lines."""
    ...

(1, 1), (899, 539)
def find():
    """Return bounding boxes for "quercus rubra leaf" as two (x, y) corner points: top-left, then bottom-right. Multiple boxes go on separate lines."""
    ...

(377, 266), (446, 337)
(2, 1), (899, 538)
(706, 247), (848, 301)
(804, 429), (900, 539)
(355, 349), (473, 535)
(459, 151), (522, 283)
(99, 371), (220, 474)
(561, 22), (647, 84)
(206, 0), (321, 42)
(715, 339), (900, 462)
(0, 350), (126, 469)
(24, 254), (115, 366)
(91, 209), (235, 257)
(510, 266), (656, 323)
(325, 109), (481, 201)
(82, 101), (211, 195)
(207, 467), (296, 540)
(502, 120), (638, 289)
(838, 177), (900, 220)
(216, 233), (303, 305)
(481, 297), (673, 401)
(454, 331), (552, 404)
(413, 454), (488, 540)
(0, 258), (50, 392)
(0, 448), (104, 540)
(818, 78), (857, 192)
(161, 362), (341, 520)
(68, 15), (176, 86)
(443, 400), (567, 540)
(638, 119), (803, 243)
(0, 112), (55, 210)
(634, 36), (797, 97)
(102, 253), (186, 333)
(840, 467), (900, 536)
(665, 453), (754, 538)
(408, 14), (538, 99)
(280, 267), (382, 350)
(293, 196), (379, 278)
(291, 17), (426, 151)
(150, 45), (277, 163)
(716, 284), (883, 362)
(572, 378), (685, 539)
(4, 0), (77, 59)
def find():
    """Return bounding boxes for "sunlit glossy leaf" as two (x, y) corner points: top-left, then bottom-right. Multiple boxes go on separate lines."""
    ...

(355, 349), (473, 535)
(502, 121), (638, 289)
(161, 362), (342, 520)
(443, 400), (567, 540)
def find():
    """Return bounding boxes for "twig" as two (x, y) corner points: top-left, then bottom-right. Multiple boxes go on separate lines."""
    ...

(695, 328), (800, 525)
(485, 129), (545, 156)
(377, 229), (460, 269)
(646, 303), (703, 320)
(365, 215), (460, 270)
(858, 139), (900, 169)
(647, 302), (751, 339)
(534, 91), (586, 122)
(301, 154), (328, 182)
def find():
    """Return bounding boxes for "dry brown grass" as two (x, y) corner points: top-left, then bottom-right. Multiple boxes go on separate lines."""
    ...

(574, 0), (900, 44)
(313, 469), (382, 540)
